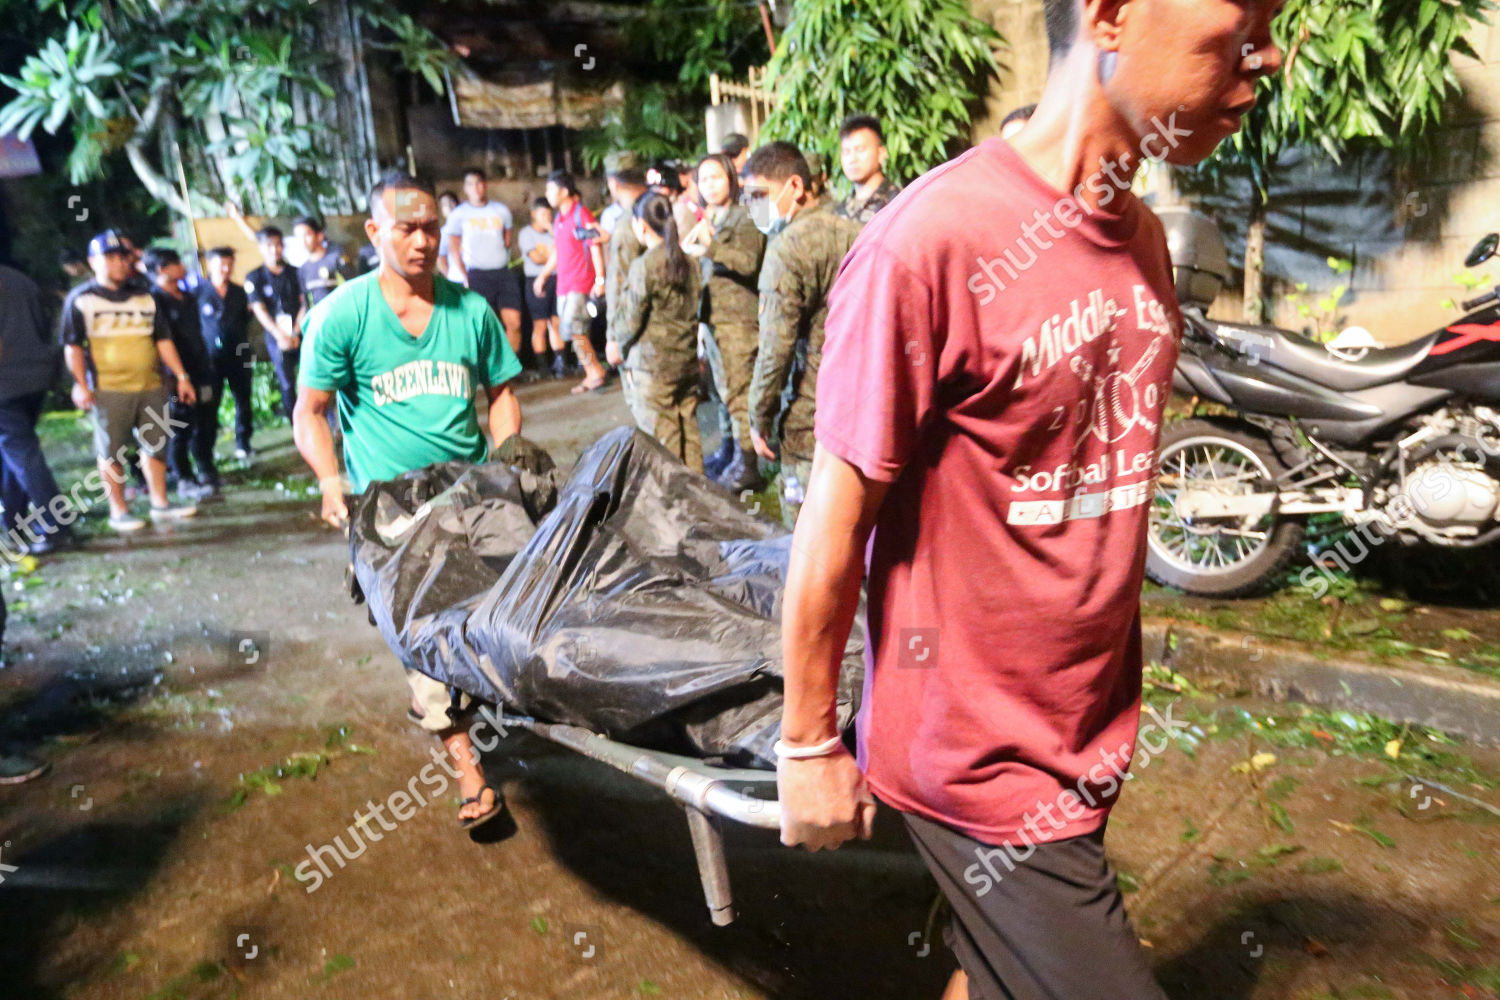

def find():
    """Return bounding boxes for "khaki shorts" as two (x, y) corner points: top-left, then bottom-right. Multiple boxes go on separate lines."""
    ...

(558, 291), (591, 340)
(90, 386), (173, 461)
(406, 667), (472, 733)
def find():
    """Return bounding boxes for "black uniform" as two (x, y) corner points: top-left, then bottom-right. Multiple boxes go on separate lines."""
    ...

(196, 279), (254, 454)
(245, 264), (304, 418)
(152, 285), (219, 488)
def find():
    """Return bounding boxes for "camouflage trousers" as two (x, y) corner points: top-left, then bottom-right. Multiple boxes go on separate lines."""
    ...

(702, 321), (757, 451)
(621, 367), (702, 473)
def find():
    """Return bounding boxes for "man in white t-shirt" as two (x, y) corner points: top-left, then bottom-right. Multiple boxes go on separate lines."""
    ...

(442, 168), (523, 355)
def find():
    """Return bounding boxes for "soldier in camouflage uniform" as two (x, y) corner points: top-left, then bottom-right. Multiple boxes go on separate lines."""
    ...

(744, 142), (860, 526)
(684, 152), (766, 491)
(834, 114), (902, 225)
(610, 192), (705, 471)
(602, 152), (650, 411)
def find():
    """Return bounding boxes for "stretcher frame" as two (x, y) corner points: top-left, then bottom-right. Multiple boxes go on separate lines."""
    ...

(498, 712), (780, 926)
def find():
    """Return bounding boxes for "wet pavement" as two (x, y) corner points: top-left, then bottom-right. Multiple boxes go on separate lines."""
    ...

(1, 379), (1497, 1000)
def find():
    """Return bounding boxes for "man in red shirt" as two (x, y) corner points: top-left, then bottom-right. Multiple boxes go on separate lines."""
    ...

(775, 2), (1285, 998)
(534, 171), (608, 394)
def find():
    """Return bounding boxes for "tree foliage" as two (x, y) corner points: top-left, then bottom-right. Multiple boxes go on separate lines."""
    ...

(759, 0), (1002, 186)
(579, 0), (770, 169)
(1198, 0), (1497, 199)
(0, 0), (455, 216)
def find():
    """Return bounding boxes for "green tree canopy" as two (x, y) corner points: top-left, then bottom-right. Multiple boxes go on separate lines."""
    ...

(1187, 0), (1495, 319)
(1, 0), (455, 217)
(759, 0), (1002, 188)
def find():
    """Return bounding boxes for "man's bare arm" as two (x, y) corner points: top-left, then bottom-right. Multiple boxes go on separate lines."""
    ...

(293, 387), (347, 527)
(783, 444), (889, 743)
(776, 445), (889, 851)
(448, 234), (467, 284)
(486, 383), (521, 446)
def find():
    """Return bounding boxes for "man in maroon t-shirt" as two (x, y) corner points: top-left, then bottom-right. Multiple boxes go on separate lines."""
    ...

(774, 2), (1285, 998)
(535, 170), (609, 393)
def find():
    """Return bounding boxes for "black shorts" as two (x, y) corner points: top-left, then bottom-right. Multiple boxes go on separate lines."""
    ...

(902, 810), (1168, 1000)
(524, 272), (557, 322)
(468, 267), (523, 315)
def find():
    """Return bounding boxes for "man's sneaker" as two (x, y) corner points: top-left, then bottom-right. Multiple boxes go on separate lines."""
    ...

(195, 481), (225, 504)
(108, 512), (147, 533)
(233, 447), (255, 463)
(149, 503), (198, 522)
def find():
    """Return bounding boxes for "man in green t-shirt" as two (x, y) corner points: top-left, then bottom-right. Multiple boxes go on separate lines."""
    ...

(294, 171), (522, 831)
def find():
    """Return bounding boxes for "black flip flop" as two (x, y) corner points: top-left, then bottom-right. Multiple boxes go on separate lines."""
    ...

(459, 785), (504, 830)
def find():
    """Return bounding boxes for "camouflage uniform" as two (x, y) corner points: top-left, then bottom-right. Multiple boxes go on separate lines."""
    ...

(747, 198), (860, 525)
(835, 176), (902, 225)
(700, 203), (765, 452)
(605, 193), (647, 409)
(616, 243), (705, 470)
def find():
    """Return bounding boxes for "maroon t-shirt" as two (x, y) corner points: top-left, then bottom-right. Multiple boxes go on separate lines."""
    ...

(554, 201), (599, 296)
(816, 138), (1182, 847)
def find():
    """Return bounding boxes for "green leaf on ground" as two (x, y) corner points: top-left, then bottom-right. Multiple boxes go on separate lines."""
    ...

(1298, 856), (1343, 874)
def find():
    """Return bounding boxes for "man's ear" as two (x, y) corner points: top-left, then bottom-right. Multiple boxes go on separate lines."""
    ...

(364, 218), (380, 248)
(1085, 0), (1130, 53)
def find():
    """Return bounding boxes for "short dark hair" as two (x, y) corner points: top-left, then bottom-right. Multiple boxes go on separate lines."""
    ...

(743, 141), (811, 188)
(614, 166), (647, 188)
(838, 114), (884, 143)
(648, 161), (682, 194)
(293, 216), (324, 233)
(462, 167), (485, 182)
(206, 246), (235, 262)
(721, 133), (750, 158)
(142, 246), (181, 275)
(368, 171), (435, 216)
(547, 171), (579, 197)
(531, 197), (552, 213)
(1002, 104), (1037, 130)
(58, 247), (85, 268)
(256, 226), (283, 242)
(1044, 0), (1079, 58)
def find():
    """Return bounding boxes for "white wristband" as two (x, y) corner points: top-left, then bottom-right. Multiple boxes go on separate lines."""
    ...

(773, 735), (844, 760)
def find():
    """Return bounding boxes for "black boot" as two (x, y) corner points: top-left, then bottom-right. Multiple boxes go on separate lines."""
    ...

(716, 444), (765, 493)
(703, 437), (735, 479)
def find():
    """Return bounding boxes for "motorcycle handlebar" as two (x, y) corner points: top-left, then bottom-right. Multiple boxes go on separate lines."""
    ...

(1463, 288), (1499, 312)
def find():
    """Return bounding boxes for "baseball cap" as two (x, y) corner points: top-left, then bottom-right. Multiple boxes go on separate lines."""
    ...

(87, 230), (130, 257)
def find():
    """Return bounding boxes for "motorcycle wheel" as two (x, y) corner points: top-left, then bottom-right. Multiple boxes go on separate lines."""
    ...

(1146, 419), (1304, 597)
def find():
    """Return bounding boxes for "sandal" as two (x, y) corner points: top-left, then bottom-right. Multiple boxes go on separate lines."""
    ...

(459, 785), (504, 830)
(570, 377), (606, 395)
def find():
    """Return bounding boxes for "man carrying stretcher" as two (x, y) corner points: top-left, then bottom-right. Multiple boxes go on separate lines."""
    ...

(774, 1), (1286, 997)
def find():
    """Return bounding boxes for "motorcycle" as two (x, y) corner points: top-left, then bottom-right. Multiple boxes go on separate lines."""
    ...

(1146, 209), (1500, 596)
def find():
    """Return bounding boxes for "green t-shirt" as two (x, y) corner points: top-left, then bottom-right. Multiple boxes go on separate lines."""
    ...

(298, 271), (521, 491)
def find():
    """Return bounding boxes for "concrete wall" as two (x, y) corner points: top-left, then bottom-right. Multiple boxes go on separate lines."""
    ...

(966, 2), (1500, 345)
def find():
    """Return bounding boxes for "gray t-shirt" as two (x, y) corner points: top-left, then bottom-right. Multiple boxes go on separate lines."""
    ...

(517, 225), (554, 278)
(440, 200), (514, 270)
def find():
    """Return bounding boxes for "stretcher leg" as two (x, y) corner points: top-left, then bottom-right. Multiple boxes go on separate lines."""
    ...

(684, 806), (734, 926)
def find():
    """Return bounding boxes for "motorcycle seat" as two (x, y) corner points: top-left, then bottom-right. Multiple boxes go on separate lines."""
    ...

(1212, 320), (1439, 392)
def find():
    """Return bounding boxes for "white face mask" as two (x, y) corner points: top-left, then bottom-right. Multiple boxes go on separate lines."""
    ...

(750, 178), (793, 236)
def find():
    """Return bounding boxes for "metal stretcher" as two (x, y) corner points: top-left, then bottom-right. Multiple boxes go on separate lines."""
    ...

(499, 712), (780, 926)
